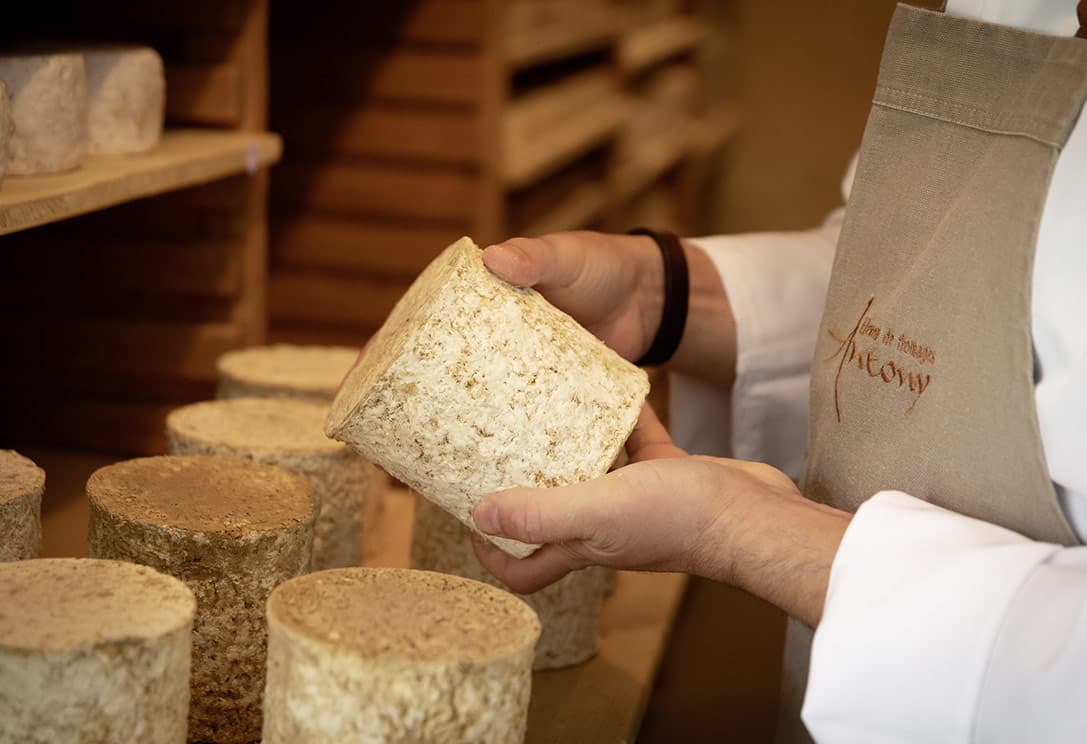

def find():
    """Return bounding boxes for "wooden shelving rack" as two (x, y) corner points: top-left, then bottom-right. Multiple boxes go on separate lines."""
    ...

(267, 0), (740, 347)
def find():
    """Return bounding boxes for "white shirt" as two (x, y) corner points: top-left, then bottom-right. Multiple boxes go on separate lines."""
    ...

(670, 2), (1087, 741)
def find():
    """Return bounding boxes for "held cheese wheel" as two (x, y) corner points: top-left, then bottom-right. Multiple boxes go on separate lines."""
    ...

(0, 558), (195, 744)
(87, 455), (318, 744)
(83, 44), (165, 154)
(0, 52), (88, 175)
(263, 567), (540, 743)
(325, 237), (649, 558)
(167, 398), (375, 570)
(0, 449), (43, 561)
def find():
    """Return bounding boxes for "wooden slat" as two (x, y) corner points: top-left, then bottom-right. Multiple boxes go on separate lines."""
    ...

(0, 130), (282, 236)
(504, 94), (629, 188)
(505, 69), (616, 145)
(618, 16), (706, 77)
(271, 217), (464, 276)
(272, 104), (479, 164)
(505, 4), (628, 69)
(8, 319), (242, 381)
(520, 182), (607, 236)
(276, 48), (483, 105)
(269, 273), (411, 331)
(166, 64), (245, 127)
(273, 0), (486, 46)
(272, 161), (478, 221)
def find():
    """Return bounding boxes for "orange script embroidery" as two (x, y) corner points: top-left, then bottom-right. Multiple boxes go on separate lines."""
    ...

(825, 297), (933, 423)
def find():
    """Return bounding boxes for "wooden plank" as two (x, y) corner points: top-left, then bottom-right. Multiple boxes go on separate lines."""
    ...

(505, 69), (616, 145)
(271, 217), (464, 276)
(0, 129), (282, 236)
(272, 104), (479, 164)
(272, 161), (478, 221)
(0, 237), (243, 296)
(268, 323), (372, 349)
(273, 0), (486, 46)
(505, 4), (628, 70)
(276, 48), (483, 105)
(504, 94), (629, 189)
(520, 182), (607, 236)
(7, 319), (242, 381)
(166, 64), (244, 127)
(618, 16), (706, 77)
(269, 273), (411, 331)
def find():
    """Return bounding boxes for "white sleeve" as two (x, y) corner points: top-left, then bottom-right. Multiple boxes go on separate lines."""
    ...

(803, 491), (1087, 744)
(669, 216), (841, 478)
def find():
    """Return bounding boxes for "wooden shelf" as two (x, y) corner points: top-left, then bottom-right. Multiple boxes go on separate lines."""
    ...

(504, 94), (629, 189)
(618, 16), (705, 77)
(0, 129), (282, 236)
(522, 182), (607, 236)
(688, 101), (744, 157)
(505, 9), (627, 70)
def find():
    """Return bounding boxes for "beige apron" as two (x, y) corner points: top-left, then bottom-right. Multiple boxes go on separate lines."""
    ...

(776, 5), (1087, 742)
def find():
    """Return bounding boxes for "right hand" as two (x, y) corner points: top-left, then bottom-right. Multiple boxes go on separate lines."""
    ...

(483, 231), (662, 361)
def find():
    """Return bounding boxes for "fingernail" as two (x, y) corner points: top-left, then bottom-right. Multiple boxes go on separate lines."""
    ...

(473, 500), (499, 534)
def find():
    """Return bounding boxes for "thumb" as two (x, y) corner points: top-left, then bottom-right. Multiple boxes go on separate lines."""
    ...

(473, 481), (596, 545)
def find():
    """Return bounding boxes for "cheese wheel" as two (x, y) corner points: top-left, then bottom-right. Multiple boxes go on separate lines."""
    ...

(87, 455), (318, 744)
(216, 344), (359, 402)
(263, 567), (540, 743)
(412, 493), (607, 669)
(0, 52), (87, 174)
(167, 398), (375, 570)
(216, 344), (388, 561)
(83, 44), (164, 154)
(0, 558), (195, 744)
(0, 450), (43, 561)
(325, 236), (649, 558)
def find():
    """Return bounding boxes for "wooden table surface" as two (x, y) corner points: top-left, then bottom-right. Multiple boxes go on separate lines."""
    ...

(32, 448), (688, 744)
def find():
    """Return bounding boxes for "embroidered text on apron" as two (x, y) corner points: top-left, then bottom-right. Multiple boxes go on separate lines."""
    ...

(776, 6), (1087, 742)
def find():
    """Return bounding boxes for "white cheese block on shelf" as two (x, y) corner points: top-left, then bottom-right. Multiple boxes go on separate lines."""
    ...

(0, 52), (88, 175)
(83, 44), (165, 154)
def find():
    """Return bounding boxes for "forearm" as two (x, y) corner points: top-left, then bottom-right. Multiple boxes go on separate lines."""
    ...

(696, 478), (851, 627)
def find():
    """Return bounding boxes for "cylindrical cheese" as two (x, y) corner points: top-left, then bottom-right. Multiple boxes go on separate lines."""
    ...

(263, 567), (540, 743)
(0, 558), (195, 744)
(87, 455), (318, 744)
(216, 344), (360, 403)
(0, 52), (88, 174)
(167, 398), (374, 570)
(0, 81), (13, 186)
(216, 343), (387, 561)
(83, 44), (164, 154)
(412, 493), (606, 669)
(0, 450), (43, 561)
(324, 237), (650, 558)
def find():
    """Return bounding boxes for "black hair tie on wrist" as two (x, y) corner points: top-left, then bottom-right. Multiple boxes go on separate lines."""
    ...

(628, 227), (689, 367)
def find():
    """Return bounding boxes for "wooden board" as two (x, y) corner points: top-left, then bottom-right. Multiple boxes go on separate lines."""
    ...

(269, 273), (411, 331)
(618, 16), (706, 77)
(505, 3), (628, 70)
(166, 63), (245, 127)
(0, 130), (282, 236)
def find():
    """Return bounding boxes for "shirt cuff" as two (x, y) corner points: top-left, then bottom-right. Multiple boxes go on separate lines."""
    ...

(803, 491), (1061, 744)
(670, 224), (839, 476)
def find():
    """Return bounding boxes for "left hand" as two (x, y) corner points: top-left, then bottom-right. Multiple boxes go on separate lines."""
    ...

(471, 404), (850, 627)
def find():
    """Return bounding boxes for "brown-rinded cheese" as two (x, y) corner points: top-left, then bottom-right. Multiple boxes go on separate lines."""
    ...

(0, 450), (43, 561)
(87, 455), (317, 744)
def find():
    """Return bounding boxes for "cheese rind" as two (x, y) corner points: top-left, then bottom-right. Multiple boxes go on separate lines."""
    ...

(0, 450), (43, 561)
(84, 45), (165, 154)
(0, 53), (88, 175)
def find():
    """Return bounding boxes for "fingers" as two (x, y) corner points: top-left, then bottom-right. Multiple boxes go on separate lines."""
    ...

(482, 235), (584, 290)
(471, 535), (582, 594)
(472, 485), (587, 545)
(626, 402), (687, 463)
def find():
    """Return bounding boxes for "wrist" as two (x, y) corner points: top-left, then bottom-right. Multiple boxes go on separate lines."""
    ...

(629, 234), (665, 359)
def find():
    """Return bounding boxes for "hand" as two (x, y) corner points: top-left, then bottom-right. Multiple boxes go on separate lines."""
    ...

(471, 404), (850, 627)
(483, 231), (663, 362)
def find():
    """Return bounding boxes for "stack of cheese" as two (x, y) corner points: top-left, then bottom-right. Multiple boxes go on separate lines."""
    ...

(0, 44), (164, 187)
